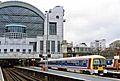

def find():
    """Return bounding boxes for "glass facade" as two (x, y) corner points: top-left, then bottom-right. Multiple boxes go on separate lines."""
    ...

(5, 24), (27, 39)
(0, 6), (44, 37)
(6, 26), (26, 33)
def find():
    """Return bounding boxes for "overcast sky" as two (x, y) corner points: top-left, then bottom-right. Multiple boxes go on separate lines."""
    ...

(1, 0), (120, 47)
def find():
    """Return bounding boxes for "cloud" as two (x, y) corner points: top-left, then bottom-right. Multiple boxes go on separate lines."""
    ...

(64, 0), (120, 47)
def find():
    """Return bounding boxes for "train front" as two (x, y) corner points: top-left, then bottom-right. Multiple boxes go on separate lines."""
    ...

(92, 58), (107, 75)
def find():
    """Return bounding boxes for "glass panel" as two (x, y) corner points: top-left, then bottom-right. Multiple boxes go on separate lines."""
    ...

(94, 58), (106, 65)
(0, 6), (44, 37)
(94, 59), (100, 65)
(4, 49), (7, 54)
(40, 41), (43, 53)
(46, 40), (50, 53)
(57, 41), (60, 52)
(16, 49), (20, 52)
(22, 49), (26, 54)
(28, 49), (31, 54)
(10, 49), (13, 52)
(49, 22), (57, 35)
(100, 59), (106, 65)
(51, 41), (55, 52)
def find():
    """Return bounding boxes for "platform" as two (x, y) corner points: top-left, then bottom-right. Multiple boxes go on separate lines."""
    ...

(0, 67), (4, 81)
(107, 70), (120, 74)
(16, 66), (120, 81)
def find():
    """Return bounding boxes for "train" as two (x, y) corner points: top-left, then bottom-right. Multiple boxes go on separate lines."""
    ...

(40, 55), (107, 75)
(106, 58), (120, 69)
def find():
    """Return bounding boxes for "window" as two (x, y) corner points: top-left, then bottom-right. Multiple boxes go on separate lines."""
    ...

(56, 15), (59, 19)
(80, 48), (84, 51)
(16, 49), (20, 52)
(28, 49), (31, 54)
(51, 41), (55, 53)
(93, 59), (100, 65)
(0, 49), (1, 53)
(57, 41), (60, 52)
(10, 49), (13, 52)
(40, 41), (43, 53)
(4, 49), (7, 54)
(46, 40), (50, 53)
(22, 49), (26, 54)
(79, 60), (88, 67)
(29, 42), (37, 52)
(49, 22), (57, 35)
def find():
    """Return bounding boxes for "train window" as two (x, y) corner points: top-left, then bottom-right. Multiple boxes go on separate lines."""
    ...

(79, 60), (83, 66)
(118, 60), (120, 63)
(100, 59), (106, 65)
(82, 60), (87, 67)
(79, 60), (87, 67)
(93, 59), (100, 65)
(75, 60), (80, 66)
(56, 61), (58, 64)
(65, 61), (67, 65)
(51, 61), (55, 64)
(67, 60), (73, 65)
(62, 60), (67, 65)
(73, 60), (77, 65)
(106, 59), (112, 65)
(60, 61), (62, 65)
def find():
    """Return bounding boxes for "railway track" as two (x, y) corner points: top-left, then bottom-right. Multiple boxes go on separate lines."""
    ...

(2, 68), (42, 81)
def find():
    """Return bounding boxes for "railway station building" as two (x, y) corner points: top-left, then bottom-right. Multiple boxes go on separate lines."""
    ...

(0, 0), (64, 64)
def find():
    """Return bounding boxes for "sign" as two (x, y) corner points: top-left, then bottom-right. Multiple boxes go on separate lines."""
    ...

(114, 56), (119, 59)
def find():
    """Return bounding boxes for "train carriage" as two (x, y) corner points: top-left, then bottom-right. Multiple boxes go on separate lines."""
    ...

(106, 59), (120, 69)
(40, 55), (107, 75)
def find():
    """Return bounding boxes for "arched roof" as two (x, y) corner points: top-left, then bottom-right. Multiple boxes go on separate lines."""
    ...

(0, 1), (45, 37)
(0, 1), (45, 19)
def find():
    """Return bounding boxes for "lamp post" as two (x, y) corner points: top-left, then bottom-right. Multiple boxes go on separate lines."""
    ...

(45, 10), (49, 71)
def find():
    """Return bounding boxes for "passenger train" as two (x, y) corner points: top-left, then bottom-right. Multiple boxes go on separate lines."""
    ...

(106, 58), (120, 69)
(40, 55), (107, 75)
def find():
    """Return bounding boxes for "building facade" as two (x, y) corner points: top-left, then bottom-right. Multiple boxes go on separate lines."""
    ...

(62, 41), (93, 57)
(73, 43), (93, 56)
(61, 40), (73, 57)
(0, 1), (64, 59)
(90, 39), (106, 54)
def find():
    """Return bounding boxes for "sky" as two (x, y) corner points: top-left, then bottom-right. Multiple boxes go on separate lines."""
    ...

(1, 0), (120, 47)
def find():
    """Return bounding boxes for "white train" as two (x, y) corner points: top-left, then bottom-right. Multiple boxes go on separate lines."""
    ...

(40, 55), (107, 75)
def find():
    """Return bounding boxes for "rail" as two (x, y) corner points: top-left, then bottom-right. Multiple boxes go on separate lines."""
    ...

(2, 68), (42, 81)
